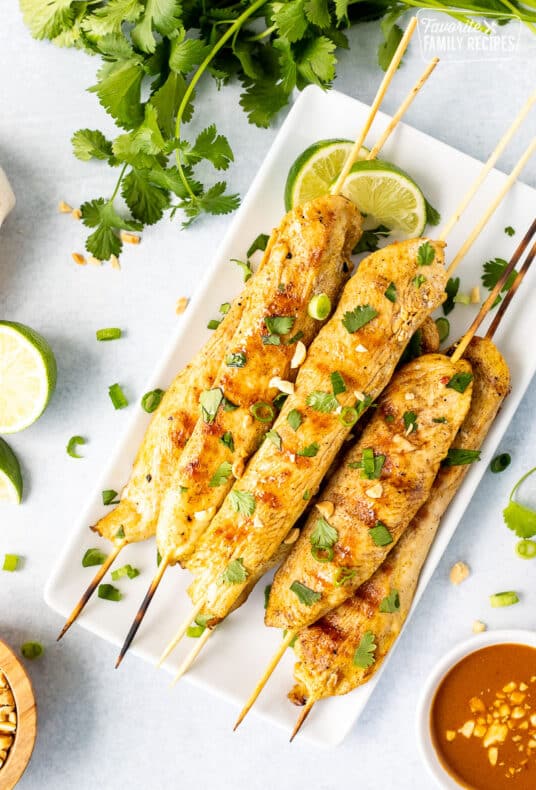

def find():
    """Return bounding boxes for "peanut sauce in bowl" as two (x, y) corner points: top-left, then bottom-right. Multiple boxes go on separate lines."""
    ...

(417, 631), (536, 790)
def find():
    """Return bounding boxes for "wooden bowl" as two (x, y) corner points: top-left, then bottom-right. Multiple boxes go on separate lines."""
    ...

(0, 640), (37, 790)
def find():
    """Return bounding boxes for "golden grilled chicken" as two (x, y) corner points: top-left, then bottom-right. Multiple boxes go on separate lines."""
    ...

(157, 195), (362, 563)
(290, 336), (510, 705)
(186, 237), (448, 624)
(92, 287), (252, 545)
(265, 352), (473, 631)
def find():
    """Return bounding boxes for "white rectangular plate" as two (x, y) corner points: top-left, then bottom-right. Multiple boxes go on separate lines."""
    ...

(45, 85), (536, 747)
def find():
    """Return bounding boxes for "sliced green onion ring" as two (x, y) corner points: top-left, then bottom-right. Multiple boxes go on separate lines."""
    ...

(141, 388), (165, 413)
(308, 293), (331, 321)
(311, 545), (334, 563)
(515, 539), (536, 559)
(490, 590), (519, 607)
(250, 401), (275, 423)
(339, 406), (359, 427)
(435, 317), (450, 343)
(21, 642), (44, 660)
(490, 453), (511, 473)
(67, 435), (86, 458)
(96, 327), (122, 341)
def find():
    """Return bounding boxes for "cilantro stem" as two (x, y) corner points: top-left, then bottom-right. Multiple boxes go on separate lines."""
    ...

(247, 24), (276, 41)
(174, 0), (269, 202)
(110, 163), (128, 203)
(509, 466), (536, 502)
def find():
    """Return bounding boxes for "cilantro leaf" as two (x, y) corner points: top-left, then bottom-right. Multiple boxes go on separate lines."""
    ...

(443, 277), (460, 316)
(169, 35), (211, 73)
(130, 0), (182, 54)
(379, 589), (400, 613)
(121, 169), (170, 225)
(353, 225), (390, 254)
(304, 0), (331, 29)
(265, 430), (282, 450)
(220, 431), (234, 452)
(296, 36), (337, 87)
(287, 410), (303, 431)
(306, 391), (338, 413)
(209, 461), (233, 487)
(80, 197), (142, 260)
(442, 448), (481, 466)
(369, 522), (393, 546)
(72, 129), (113, 162)
(20, 0), (79, 39)
(199, 388), (223, 423)
(239, 80), (289, 128)
(150, 71), (191, 138)
(89, 58), (145, 130)
(342, 304), (378, 334)
(384, 282), (397, 303)
(310, 517), (338, 560)
(426, 200), (441, 226)
(272, 0), (308, 44)
(290, 580), (321, 606)
(222, 558), (248, 584)
(353, 630), (377, 668)
(417, 241), (435, 266)
(403, 410), (418, 434)
(297, 442), (319, 457)
(503, 500), (536, 539)
(264, 316), (296, 335)
(247, 233), (270, 258)
(197, 182), (240, 216)
(378, 23), (403, 72)
(81, 0), (143, 37)
(446, 372), (473, 393)
(229, 489), (256, 517)
(331, 371), (346, 396)
(482, 257), (518, 307)
(191, 125), (234, 171)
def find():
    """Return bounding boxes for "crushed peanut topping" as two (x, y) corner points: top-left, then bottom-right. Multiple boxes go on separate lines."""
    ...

(449, 561), (470, 585)
(470, 286), (480, 304)
(120, 231), (141, 245)
(472, 620), (487, 634)
(283, 527), (300, 545)
(71, 252), (86, 266)
(58, 200), (72, 213)
(175, 296), (189, 315)
(290, 341), (307, 369)
(0, 670), (16, 770)
(110, 254), (121, 270)
(88, 256), (102, 266)
(71, 208), (82, 220)
(315, 500), (334, 519)
(269, 377), (294, 395)
(365, 482), (383, 499)
(355, 344), (368, 353)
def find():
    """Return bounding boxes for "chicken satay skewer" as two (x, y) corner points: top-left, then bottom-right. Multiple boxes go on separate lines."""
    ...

(116, 18), (425, 668)
(231, 151), (535, 728)
(291, 232), (535, 739)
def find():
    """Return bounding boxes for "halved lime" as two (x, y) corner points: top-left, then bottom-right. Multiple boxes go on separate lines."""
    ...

(0, 437), (23, 503)
(285, 139), (369, 211)
(0, 321), (57, 434)
(341, 160), (427, 237)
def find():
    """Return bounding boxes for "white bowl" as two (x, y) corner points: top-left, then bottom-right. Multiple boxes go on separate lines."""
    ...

(416, 629), (536, 789)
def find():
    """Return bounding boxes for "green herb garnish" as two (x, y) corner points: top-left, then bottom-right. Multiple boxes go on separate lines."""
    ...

(265, 430), (282, 449)
(290, 581), (321, 607)
(222, 558), (248, 584)
(339, 406), (359, 428)
(503, 466), (536, 538)
(443, 277), (460, 316)
(21, 642), (44, 660)
(225, 352), (246, 368)
(220, 431), (234, 452)
(3, 554), (21, 572)
(403, 411), (418, 434)
(482, 257), (518, 307)
(251, 401), (275, 423)
(247, 233), (269, 258)
(67, 435), (86, 458)
(96, 327), (122, 341)
(331, 371), (346, 395)
(229, 489), (256, 516)
(287, 409), (303, 431)
(379, 589), (400, 613)
(98, 583), (122, 602)
(264, 316), (295, 335)
(141, 388), (165, 413)
(504, 226), (515, 236)
(109, 383), (128, 410)
(306, 391), (338, 413)
(200, 388), (223, 423)
(515, 539), (536, 559)
(308, 293), (331, 321)
(353, 631), (377, 668)
(310, 517), (338, 563)
(264, 584), (272, 609)
(417, 241), (435, 266)
(446, 372), (473, 393)
(435, 317), (450, 343)
(490, 591), (519, 608)
(297, 442), (319, 457)
(207, 319), (221, 331)
(413, 274), (426, 289)
(111, 564), (140, 580)
(369, 522), (393, 546)
(490, 453), (511, 473)
(384, 282), (397, 303)
(334, 567), (357, 586)
(442, 448), (481, 466)
(102, 489), (120, 505)
(342, 305), (378, 334)
(209, 461), (233, 487)
(82, 548), (108, 567)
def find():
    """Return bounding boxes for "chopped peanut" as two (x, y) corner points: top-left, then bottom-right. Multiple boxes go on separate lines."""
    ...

(459, 720), (475, 738)
(175, 297), (189, 315)
(470, 696), (486, 714)
(71, 207), (82, 220)
(110, 254), (121, 270)
(470, 286), (480, 304)
(283, 528), (300, 545)
(472, 620), (487, 633)
(120, 231), (141, 245)
(269, 377), (294, 395)
(483, 722), (508, 747)
(71, 252), (86, 266)
(58, 200), (73, 213)
(445, 730), (456, 742)
(488, 747), (498, 766)
(316, 501), (334, 519)
(449, 561), (470, 585)
(503, 682), (517, 693)
(365, 483), (383, 499)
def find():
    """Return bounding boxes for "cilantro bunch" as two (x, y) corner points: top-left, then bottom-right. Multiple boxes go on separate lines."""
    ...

(19, 0), (536, 260)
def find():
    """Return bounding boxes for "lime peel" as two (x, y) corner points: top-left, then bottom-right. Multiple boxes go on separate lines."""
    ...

(0, 437), (23, 504)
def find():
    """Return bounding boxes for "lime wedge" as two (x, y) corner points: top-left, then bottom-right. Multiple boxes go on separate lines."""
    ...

(0, 437), (23, 503)
(0, 321), (57, 434)
(285, 139), (368, 211)
(341, 160), (427, 237)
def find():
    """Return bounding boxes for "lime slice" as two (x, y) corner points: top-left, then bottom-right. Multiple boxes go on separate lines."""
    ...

(0, 437), (23, 503)
(285, 139), (369, 211)
(341, 160), (427, 237)
(0, 321), (57, 434)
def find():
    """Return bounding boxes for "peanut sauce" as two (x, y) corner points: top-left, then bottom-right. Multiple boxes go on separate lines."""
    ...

(430, 644), (536, 789)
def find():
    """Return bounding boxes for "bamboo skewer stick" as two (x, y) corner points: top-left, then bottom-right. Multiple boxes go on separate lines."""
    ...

(233, 630), (296, 731)
(366, 58), (439, 161)
(447, 138), (536, 276)
(290, 698), (316, 742)
(452, 219), (536, 363)
(157, 599), (205, 667)
(115, 556), (170, 668)
(439, 92), (536, 242)
(330, 16), (418, 196)
(57, 541), (127, 641)
(486, 226), (536, 339)
(170, 627), (213, 686)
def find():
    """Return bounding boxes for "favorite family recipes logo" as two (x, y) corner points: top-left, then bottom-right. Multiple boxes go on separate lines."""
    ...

(417, 11), (521, 62)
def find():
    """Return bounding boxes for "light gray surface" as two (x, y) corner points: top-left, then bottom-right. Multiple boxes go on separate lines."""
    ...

(1, 6), (535, 790)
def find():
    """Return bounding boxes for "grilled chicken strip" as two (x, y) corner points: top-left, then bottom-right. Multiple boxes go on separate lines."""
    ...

(266, 353), (473, 631)
(92, 286), (253, 545)
(157, 195), (362, 563)
(290, 336), (510, 704)
(187, 238), (447, 624)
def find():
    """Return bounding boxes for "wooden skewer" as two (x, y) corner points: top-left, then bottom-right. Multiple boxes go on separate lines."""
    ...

(330, 16), (418, 196)
(233, 630), (296, 731)
(115, 555), (170, 668)
(290, 698), (316, 742)
(366, 58), (439, 161)
(439, 91), (535, 242)
(157, 599), (205, 667)
(452, 219), (536, 363)
(57, 540), (127, 641)
(486, 224), (536, 339)
(447, 138), (536, 276)
(170, 627), (213, 686)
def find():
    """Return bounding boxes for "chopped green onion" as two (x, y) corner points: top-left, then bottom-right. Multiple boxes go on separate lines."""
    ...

(220, 302), (231, 314)
(454, 292), (471, 305)
(491, 453), (511, 474)
(308, 293), (331, 321)
(413, 274), (426, 289)
(141, 388), (165, 413)
(303, 489), (311, 500)
(264, 584), (272, 609)
(446, 372), (473, 393)
(3, 554), (21, 572)
(96, 327), (122, 341)
(515, 539), (536, 559)
(490, 591), (519, 607)
(67, 435), (86, 458)
(111, 564), (140, 580)
(102, 489), (119, 505)
(225, 352), (246, 368)
(311, 546), (334, 562)
(250, 401), (275, 423)
(186, 623), (206, 638)
(115, 526), (125, 540)
(21, 642), (44, 660)
(435, 317), (450, 343)
(384, 282), (397, 303)
(223, 397), (238, 412)
(330, 371), (346, 395)
(82, 548), (108, 567)
(247, 233), (269, 257)
(339, 406), (359, 427)
(207, 319), (221, 330)
(98, 583), (122, 602)
(109, 383), (128, 410)
(334, 567), (356, 586)
(369, 522), (393, 546)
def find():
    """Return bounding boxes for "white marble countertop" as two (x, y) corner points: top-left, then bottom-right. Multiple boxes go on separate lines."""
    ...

(1, 6), (535, 790)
